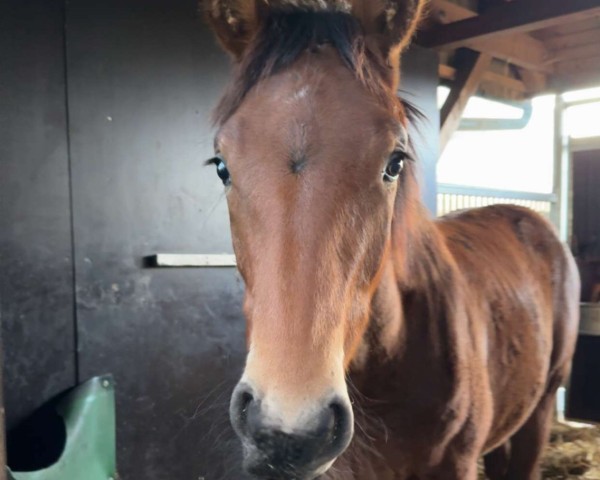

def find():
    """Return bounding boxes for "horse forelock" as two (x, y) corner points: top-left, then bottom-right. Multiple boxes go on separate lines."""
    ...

(213, 9), (406, 127)
(264, 0), (352, 12)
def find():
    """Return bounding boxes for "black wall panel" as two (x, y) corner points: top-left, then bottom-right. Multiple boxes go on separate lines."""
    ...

(0, 333), (5, 478)
(568, 334), (600, 422)
(65, 1), (249, 478)
(0, 0), (76, 431)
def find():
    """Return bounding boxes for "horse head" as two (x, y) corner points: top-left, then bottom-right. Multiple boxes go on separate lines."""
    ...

(204, 1), (427, 477)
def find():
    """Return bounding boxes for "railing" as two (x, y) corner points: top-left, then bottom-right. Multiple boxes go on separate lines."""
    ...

(437, 184), (557, 218)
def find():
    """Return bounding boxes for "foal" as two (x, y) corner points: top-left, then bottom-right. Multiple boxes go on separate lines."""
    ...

(203, 1), (580, 479)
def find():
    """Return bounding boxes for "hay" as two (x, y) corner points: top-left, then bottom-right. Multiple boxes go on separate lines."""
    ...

(478, 422), (600, 479)
(543, 423), (600, 479)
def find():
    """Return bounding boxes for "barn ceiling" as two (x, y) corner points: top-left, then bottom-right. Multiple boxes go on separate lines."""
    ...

(417, 0), (600, 149)
(420, 0), (600, 99)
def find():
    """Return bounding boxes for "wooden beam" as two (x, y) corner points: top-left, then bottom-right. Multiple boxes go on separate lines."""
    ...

(555, 53), (600, 77)
(551, 43), (600, 64)
(536, 15), (600, 39)
(544, 29), (600, 51)
(421, 0), (600, 50)
(550, 52), (600, 92)
(478, 0), (512, 12)
(440, 52), (492, 152)
(552, 66), (600, 93)
(440, 63), (527, 94)
(518, 68), (547, 95)
(471, 37), (551, 73)
(439, 63), (456, 81)
(426, 0), (552, 73)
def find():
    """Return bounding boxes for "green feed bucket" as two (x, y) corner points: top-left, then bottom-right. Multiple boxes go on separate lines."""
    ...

(7, 375), (116, 480)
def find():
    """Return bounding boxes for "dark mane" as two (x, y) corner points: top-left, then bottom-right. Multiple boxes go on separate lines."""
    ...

(213, 9), (404, 126)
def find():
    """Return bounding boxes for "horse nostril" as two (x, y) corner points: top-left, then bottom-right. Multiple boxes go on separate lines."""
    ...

(329, 399), (353, 453)
(230, 383), (256, 438)
(240, 390), (253, 411)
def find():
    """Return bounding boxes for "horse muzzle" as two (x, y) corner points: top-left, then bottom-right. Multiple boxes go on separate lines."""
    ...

(230, 382), (354, 479)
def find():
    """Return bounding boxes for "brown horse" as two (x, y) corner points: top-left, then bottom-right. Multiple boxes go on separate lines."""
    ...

(203, 1), (580, 479)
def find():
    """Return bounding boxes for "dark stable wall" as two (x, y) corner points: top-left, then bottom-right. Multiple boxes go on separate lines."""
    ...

(572, 149), (600, 301)
(65, 1), (248, 477)
(573, 149), (600, 250)
(0, 335), (4, 480)
(569, 335), (600, 422)
(569, 150), (600, 425)
(0, 0), (76, 432)
(0, 1), (439, 478)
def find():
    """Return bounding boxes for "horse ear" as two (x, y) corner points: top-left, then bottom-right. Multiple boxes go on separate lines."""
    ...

(354, 0), (428, 58)
(203, 0), (261, 59)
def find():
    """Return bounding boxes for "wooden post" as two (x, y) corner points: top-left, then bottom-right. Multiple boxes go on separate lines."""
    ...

(440, 51), (492, 152)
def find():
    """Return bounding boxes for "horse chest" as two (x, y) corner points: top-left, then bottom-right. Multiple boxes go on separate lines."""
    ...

(351, 352), (472, 453)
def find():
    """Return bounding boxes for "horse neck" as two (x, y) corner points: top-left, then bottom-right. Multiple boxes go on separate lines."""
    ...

(335, 205), (467, 477)
(332, 212), (463, 478)
(351, 201), (463, 385)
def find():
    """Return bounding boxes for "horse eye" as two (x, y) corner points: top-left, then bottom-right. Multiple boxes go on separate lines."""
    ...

(207, 156), (231, 186)
(383, 152), (406, 182)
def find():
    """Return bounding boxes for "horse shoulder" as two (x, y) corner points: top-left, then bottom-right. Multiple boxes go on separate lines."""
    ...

(435, 204), (577, 449)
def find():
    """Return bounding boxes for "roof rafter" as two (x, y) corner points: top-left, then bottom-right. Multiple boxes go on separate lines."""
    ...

(421, 0), (600, 50)
(424, 0), (552, 73)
